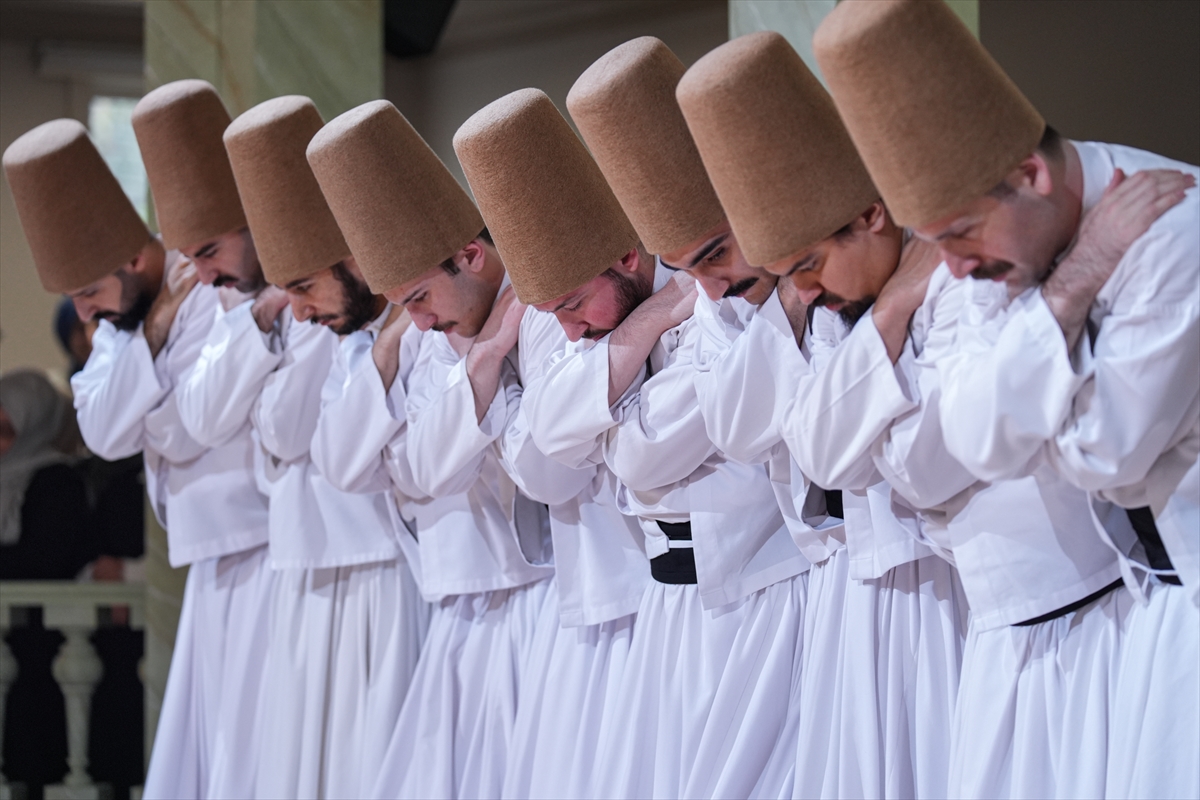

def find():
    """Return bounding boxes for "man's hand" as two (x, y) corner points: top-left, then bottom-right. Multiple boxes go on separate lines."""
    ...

(1044, 167), (1195, 351)
(605, 270), (698, 406)
(466, 287), (526, 423)
(144, 258), (199, 358)
(871, 236), (941, 363)
(372, 304), (412, 393)
(775, 277), (809, 349)
(251, 286), (290, 334)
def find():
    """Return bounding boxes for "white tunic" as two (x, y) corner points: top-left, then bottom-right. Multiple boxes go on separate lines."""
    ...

(362, 285), (555, 800)
(697, 284), (965, 800)
(937, 141), (1200, 800)
(500, 308), (647, 799)
(786, 262), (1136, 798)
(525, 266), (808, 799)
(72, 257), (273, 800)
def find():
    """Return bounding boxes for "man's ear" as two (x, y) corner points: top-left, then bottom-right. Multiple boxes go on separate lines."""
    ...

(864, 200), (889, 233)
(459, 239), (487, 274)
(614, 247), (640, 276)
(1013, 153), (1054, 198)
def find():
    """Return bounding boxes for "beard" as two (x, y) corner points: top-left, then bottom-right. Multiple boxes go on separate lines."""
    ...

(723, 276), (759, 298)
(968, 260), (1014, 281)
(583, 267), (653, 340)
(313, 262), (379, 335)
(812, 291), (876, 328)
(97, 270), (156, 331)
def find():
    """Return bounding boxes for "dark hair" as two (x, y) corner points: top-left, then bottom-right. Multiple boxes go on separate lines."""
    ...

(439, 228), (492, 275)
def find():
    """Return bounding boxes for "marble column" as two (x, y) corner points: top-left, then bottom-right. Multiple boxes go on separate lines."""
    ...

(144, 0), (383, 120)
(139, 0), (384, 771)
(730, 0), (978, 83)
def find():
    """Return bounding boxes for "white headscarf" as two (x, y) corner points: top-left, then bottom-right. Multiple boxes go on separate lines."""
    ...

(0, 370), (73, 545)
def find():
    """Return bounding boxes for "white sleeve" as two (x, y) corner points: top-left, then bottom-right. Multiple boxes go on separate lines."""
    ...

(942, 197), (1200, 492)
(405, 326), (519, 497)
(177, 301), (282, 448)
(870, 272), (980, 508)
(252, 319), (336, 464)
(523, 337), (632, 469)
(695, 289), (809, 465)
(501, 310), (596, 505)
(605, 318), (717, 492)
(780, 308), (882, 492)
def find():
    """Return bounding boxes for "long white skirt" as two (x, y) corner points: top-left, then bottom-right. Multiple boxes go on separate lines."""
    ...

(593, 573), (808, 800)
(1106, 579), (1200, 799)
(794, 550), (967, 800)
(501, 580), (636, 799)
(371, 577), (553, 800)
(253, 559), (429, 799)
(143, 544), (274, 800)
(948, 583), (1132, 799)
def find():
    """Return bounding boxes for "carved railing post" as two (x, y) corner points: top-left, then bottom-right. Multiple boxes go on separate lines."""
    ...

(0, 622), (16, 793)
(51, 623), (104, 794)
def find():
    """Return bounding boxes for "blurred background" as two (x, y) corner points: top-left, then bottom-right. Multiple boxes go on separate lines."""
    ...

(0, 1), (1197, 797)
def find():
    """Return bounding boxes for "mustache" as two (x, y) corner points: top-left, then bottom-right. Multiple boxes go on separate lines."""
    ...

(723, 277), (758, 298)
(431, 321), (456, 333)
(969, 260), (1014, 281)
(213, 275), (238, 288)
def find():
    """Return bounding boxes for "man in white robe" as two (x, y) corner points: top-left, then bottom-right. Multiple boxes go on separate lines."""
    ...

(676, 32), (969, 799)
(177, 96), (429, 798)
(307, 100), (555, 800)
(124, 79), (281, 799)
(458, 80), (810, 797)
(810, 2), (1197, 796)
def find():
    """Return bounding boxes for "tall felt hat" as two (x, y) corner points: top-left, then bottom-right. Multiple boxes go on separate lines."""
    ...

(132, 79), (247, 250)
(567, 37), (725, 257)
(307, 100), (483, 295)
(813, 0), (1045, 227)
(454, 89), (640, 305)
(224, 96), (350, 286)
(676, 31), (879, 266)
(3, 119), (149, 293)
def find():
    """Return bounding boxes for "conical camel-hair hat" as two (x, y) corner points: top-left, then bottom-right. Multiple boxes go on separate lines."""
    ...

(676, 31), (879, 267)
(813, 0), (1044, 228)
(454, 89), (640, 305)
(133, 79), (247, 250)
(307, 100), (484, 295)
(224, 96), (351, 286)
(567, 37), (725, 257)
(3, 119), (149, 293)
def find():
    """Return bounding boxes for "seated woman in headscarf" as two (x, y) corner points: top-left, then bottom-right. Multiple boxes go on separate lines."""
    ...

(0, 369), (90, 579)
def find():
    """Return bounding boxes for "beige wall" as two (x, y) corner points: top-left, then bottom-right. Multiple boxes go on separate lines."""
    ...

(0, 40), (77, 381)
(386, 0), (728, 188)
(981, 0), (1198, 165)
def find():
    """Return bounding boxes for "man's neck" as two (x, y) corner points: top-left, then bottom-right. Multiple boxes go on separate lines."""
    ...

(1053, 141), (1086, 261)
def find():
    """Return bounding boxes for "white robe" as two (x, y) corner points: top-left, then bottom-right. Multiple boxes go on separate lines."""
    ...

(499, 308), (648, 799)
(787, 261), (1136, 798)
(72, 262), (273, 800)
(525, 270), (808, 799)
(698, 285), (966, 799)
(363, 284), (555, 800)
(938, 141), (1200, 799)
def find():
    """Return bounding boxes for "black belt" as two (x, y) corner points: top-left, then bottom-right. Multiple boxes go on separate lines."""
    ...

(650, 520), (696, 585)
(1126, 506), (1181, 585)
(1013, 579), (1124, 627)
(823, 489), (844, 520)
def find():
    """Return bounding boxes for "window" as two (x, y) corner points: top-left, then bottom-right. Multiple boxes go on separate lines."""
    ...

(87, 96), (149, 222)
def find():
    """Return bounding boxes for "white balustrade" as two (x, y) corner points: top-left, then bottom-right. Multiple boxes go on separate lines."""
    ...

(0, 582), (146, 800)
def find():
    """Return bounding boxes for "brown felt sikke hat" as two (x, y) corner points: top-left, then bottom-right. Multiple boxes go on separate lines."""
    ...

(132, 79), (247, 251)
(454, 89), (640, 305)
(224, 96), (351, 287)
(677, 31), (879, 267)
(307, 100), (484, 295)
(3, 119), (149, 293)
(567, 37), (725, 257)
(813, 0), (1045, 228)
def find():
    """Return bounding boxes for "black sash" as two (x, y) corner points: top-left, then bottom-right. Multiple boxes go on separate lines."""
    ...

(1126, 506), (1181, 585)
(1013, 579), (1124, 627)
(650, 520), (697, 585)
(823, 489), (844, 520)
